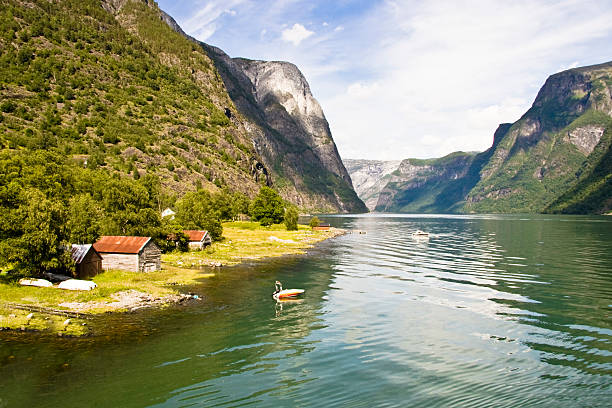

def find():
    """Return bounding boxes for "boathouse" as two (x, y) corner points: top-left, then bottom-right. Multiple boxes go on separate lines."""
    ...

(93, 236), (161, 272)
(312, 223), (331, 231)
(184, 230), (212, 250)
(70, 244), (103, 279)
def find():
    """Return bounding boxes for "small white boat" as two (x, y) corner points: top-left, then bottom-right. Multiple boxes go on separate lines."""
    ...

(272, 281), (304, 300)
(58, 279), (97, 291)
(412, 230), (430, 237)
(19, 278), (53, 288)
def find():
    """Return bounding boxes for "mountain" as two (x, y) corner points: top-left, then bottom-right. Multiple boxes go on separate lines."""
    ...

(0, 0), (364, 213)
(160, 9), (366, 213)
(199, 49), (365, 212)
(345, 61), (612, 214)
(467, 61), (612, 214)
(343, 159), (401, 211)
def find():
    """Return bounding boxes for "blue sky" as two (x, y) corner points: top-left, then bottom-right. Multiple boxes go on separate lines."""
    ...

(157, 0), (612, 160)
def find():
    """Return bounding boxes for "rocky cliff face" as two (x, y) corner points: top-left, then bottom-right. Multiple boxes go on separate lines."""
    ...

(343, 160), (402, 211)
(116, 1), (365, 212)
(190, 43), (365, 212)
(467, 61), (612, 213)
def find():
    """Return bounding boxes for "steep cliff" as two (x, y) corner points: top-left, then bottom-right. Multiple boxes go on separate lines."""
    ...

(198, 44), (366, 212)
(466, 61), (612, 213)
(157, 5), (365, 212)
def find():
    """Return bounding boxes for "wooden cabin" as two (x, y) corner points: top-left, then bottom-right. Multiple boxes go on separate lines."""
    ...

(93, 236), (161, 272)
(184, 230), (212, 250)
(312, 223), (331, 231)
(70, 244), (102, 279)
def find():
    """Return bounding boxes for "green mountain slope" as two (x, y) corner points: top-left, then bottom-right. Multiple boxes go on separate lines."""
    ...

(466, 62), (612, 213)
(0, 0), (365, 213)
(345, 62), (612, 215)
(1, 0), (268, 196)
(374, 151), (477, 213)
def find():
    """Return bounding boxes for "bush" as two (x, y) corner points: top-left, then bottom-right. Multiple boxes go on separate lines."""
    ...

(284, 206), (298, 231)
(309, 216), (321, 228)
(250, 186), (284, 226)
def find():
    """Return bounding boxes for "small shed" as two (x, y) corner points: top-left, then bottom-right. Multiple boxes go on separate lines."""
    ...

(70, 244), (102, 279)
(184, 230), (212, 250)
(161, 208), (176, 220)
(93, 236), (161, 272)
(312, 223), (331, 231)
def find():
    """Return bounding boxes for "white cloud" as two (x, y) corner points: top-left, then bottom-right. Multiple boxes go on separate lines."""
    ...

(281, 23), (314, 45)
(322, 0), (612, 159)
(181, 0), (245, 41)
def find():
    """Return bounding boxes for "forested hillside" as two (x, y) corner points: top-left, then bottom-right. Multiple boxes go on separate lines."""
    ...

(0, 0), (358, 277)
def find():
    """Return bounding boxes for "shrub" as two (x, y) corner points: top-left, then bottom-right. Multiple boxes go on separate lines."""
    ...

(309, 216), (321, 228)
(250, 186), (284, 226)
(284, 206), (298, 231)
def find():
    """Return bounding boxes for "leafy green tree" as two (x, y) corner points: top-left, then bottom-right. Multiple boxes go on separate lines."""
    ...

(231, 191), (251, 219)
(309, 216), (321, 228)
(159, 218), (189, 252)
(284, 206), (299, 231)
(250, 186), (285, 226)
(213, 189), (233, 221)
(66, 193), (103, 244)
(175, 190), (223, 241)
(0, 188), (71, 277)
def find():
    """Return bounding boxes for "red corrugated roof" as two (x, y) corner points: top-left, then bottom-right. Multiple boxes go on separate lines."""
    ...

(93, 236), (151, 254)
(183, 230), (209, 242)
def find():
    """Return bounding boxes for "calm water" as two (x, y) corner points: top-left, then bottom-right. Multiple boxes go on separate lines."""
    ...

(1, 214), (611, 407)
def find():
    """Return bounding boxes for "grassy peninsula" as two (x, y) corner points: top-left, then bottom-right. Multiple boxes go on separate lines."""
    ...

(0, 221), (343, 336)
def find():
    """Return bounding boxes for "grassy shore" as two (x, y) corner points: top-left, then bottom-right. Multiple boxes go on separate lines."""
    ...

(0, 222), (343, 335)
(164, 221), (343, 267)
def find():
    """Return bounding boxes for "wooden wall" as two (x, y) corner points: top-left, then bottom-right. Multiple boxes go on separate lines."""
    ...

(139, 241), (161, 272)
(100, 253), (139, 272)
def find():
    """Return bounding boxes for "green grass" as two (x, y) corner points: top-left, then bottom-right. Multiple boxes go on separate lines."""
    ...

(163, 221), (341, 267)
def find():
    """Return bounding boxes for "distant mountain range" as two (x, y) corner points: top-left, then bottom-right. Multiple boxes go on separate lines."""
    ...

(346, 61), (612, 214)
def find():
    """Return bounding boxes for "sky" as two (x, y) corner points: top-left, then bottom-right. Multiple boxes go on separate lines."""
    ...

(157, 0), (612, 160)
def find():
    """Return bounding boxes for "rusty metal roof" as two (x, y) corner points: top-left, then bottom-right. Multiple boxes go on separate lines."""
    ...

(93, 236), (151, 254)
(183, 230), (210, 242)
(71, 244), (98, 264)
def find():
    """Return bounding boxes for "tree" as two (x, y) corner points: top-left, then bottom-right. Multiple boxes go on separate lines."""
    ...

(159, 218), (189, 253)
(284, 206), (299, 231)
(231, 191), (251, 219)
(0, 188), (71, 277)
(309, 216), (321, 228)
(250, 186), (284, 226)
(175, 190), (223, 241)
(66, 193), (103, 244)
